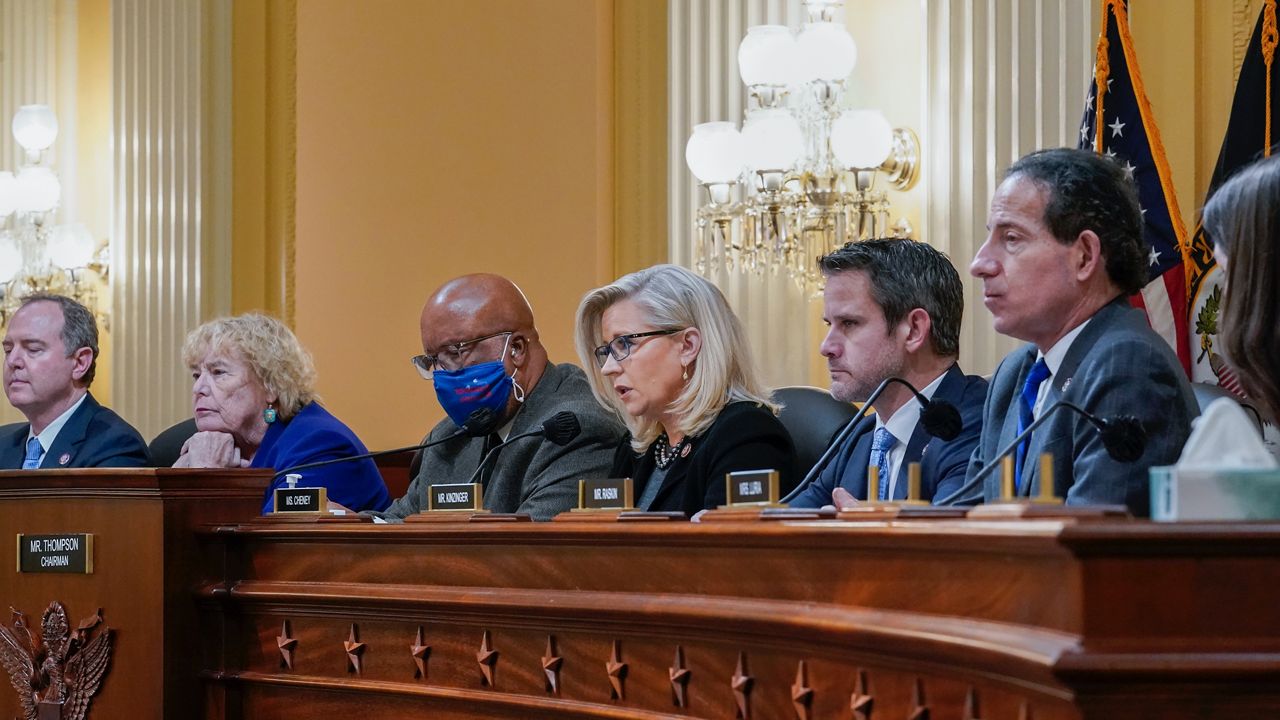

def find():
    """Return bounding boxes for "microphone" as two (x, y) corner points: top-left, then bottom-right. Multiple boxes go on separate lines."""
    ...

(780, 377), (962, 503)
(933, 400), (1147, 505)
(465, 411), (581, 487)
(271, 407), (498, 480)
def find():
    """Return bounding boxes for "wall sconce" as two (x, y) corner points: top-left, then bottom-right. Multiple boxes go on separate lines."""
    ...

(0, 105), (110, 327)
(684, 0), (921, 294)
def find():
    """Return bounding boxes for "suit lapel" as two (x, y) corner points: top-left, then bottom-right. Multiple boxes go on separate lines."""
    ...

(40, 394), (97, 469)
(0, 425), (30, 469)
(834, 415), (876, 499)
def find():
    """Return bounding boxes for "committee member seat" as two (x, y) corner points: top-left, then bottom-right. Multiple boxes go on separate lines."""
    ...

(149, 418), (198, 467)
(773, 385), (859, 494)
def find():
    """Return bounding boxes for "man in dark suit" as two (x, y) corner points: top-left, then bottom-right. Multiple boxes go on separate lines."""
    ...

(949, 148), (1197, 515)
(790, 239), (988, 507)
(0, 294), (149, 468)
(369, 274), (625, 522)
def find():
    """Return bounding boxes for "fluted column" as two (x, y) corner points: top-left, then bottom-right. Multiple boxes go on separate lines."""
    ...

(112, 0), (231, 438)
(668, 0), (812, 389)
(924, 0), (1096, 374)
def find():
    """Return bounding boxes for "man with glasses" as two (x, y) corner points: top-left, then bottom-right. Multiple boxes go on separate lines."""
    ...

(370, 273), (625, 521)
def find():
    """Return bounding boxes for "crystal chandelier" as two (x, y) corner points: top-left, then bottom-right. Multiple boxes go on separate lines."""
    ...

(0, 105), (109, 327)
(684, 0), (921, 294)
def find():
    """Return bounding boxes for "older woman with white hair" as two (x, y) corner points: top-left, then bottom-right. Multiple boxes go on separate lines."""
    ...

(575, 264), (799, 515)
(175, 313), (391, 513)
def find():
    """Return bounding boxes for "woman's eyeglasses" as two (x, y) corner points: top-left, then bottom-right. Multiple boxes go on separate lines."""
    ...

(592, 329), (679, 367)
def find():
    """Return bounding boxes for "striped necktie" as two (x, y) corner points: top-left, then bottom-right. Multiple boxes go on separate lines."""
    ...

(22, 436), (42, 470)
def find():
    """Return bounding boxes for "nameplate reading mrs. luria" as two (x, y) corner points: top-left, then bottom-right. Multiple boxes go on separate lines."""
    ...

(725, 469), (780, 506)
(428, 483), (484, 511)
(17, 533), (94, 574)
(272, 486), (328, 514)
(577, 478), (634, 510)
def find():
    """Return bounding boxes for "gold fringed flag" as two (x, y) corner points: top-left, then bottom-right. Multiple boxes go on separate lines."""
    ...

(1078, 0), (1192, 374)
(1186, 1), (1279, 396)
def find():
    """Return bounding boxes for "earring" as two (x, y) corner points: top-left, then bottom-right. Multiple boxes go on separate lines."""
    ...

(682, 366), (689, 381)
(263, 406), (278, 424)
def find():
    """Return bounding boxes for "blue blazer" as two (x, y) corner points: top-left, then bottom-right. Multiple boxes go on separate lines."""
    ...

(0, 392), (150, 469)
(957, 296), (1198, 516)
(253, 401), (391, 513)
(789, 364), (987, 506)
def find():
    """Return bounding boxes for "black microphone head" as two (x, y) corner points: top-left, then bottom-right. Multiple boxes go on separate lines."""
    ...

(542, 411), (580, 446)
(920, 400), (963, 441)
(1099, 415), (1146, 462)
(462, 407), (499, 437)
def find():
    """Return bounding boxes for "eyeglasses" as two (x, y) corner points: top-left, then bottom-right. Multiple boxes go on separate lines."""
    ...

(411, 331), (513, 379)
(592, 329), (679, 368)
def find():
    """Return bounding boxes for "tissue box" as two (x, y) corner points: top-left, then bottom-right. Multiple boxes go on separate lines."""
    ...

(1150, 466), (1280, 521)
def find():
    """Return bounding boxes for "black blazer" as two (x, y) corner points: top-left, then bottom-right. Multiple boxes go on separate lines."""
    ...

(610, 401), (800, 516)
(0, 392), (150, 469)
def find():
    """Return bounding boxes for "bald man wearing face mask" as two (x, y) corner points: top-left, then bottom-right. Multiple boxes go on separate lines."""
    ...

(370, 274), (626, 522)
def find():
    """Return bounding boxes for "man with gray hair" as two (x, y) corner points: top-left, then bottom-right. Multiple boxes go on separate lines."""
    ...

(0, 294), (149, 468)
(789, 239), (988, 507)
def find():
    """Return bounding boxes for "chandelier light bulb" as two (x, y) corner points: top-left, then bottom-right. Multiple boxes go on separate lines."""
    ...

(742, 108), (805, 172)
(738, 25), (797, 88)
(685, 122), (745, 184)
(0, 232), (22, 284)
(794, 22), (857, 83)
(12, 104), (59, 153)
(48, 223), (97, 270)
(15, 166), (62, 214)
(0, 171), (16, 218)
(831, 109), (894, 169)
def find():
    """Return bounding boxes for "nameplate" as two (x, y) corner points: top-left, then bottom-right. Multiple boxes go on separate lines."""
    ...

(272, 486), (328, 514)
(428, 483), (484, 511)
(724, 469), (780, 506)
(17, 533), (93, 574)
(578, 478), (634, 510)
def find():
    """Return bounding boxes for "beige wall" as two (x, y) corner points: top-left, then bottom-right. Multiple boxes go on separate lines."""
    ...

(293, 0), (616, 448)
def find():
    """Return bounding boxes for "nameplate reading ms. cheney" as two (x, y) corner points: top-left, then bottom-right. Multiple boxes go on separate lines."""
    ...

(272, 486), (327, 513)
(428, 483), (484, 511)
(17, 533), (94, 574)
(725, 469), (780, 506)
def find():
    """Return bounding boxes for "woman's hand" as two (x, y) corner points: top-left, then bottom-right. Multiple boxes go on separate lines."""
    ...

(176, 431), (249, 468)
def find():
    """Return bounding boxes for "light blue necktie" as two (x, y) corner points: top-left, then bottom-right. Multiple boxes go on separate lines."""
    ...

(869, 427), (896, 501)
(1016, 358), (1051, 494)
(22, 436), (42, 470)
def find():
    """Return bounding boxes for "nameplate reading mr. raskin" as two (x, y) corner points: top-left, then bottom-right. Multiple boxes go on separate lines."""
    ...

(428, 483), (483, 511)
(17, 533), (93, 574)
(272, 486), (327, 513)
(579, 478), (634, 510)
(725, 469), (780, 506)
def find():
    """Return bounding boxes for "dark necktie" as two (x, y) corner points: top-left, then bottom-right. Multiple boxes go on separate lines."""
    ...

(478, 432), (503, 488)
(1015, 358), (1051, 494)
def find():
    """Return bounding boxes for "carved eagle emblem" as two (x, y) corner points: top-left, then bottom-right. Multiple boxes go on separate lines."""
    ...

(0, 603), (112, 720)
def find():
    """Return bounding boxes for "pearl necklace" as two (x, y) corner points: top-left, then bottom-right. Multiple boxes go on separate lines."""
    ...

(653, 432), (690, 469)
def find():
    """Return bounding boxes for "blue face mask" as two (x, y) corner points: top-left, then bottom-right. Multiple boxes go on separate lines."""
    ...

(431, 336), (525, 428)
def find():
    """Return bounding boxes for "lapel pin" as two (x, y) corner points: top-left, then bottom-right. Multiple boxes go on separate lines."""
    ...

(58, 453), (71, 466)
(680, 443), (692, 458)
(1061, 377), (1073, 393)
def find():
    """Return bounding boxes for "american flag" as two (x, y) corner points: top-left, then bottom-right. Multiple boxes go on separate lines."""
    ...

(1078, 0), (1192, 374)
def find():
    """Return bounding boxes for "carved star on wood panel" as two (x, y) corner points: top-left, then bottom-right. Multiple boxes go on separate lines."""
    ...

(606, 640), (628, 699)
(731, 652), (754, 719)
(542, 636), (564, 694)
(476, 630), (499, 687)
(344, 624), (366, 675)
(908, 677), (930, 720)
(963, 687), (983, 720)
(849, 668), (873, 720)
(276, 621), (297, 670)
(410, 626), (430, 679)
(791, 660), (814, 720)
(669, 645), (692, 708)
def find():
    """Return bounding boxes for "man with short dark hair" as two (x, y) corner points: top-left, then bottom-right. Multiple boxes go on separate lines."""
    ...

(955, 148), (1197, 514)
(0, 294), (150, 468)
(790, 239), (987, 507)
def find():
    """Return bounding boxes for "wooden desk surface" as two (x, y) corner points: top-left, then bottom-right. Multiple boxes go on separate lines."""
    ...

(201, 518), (1280, 719)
